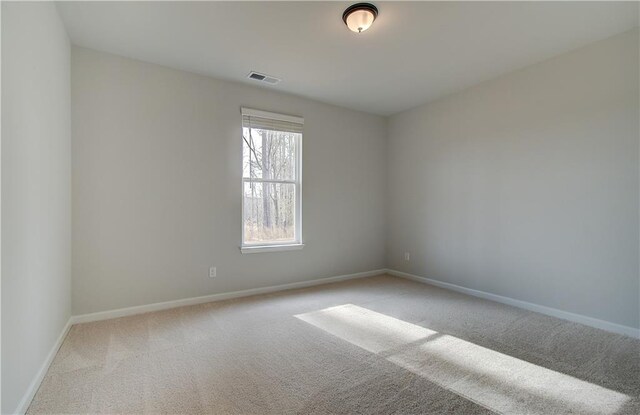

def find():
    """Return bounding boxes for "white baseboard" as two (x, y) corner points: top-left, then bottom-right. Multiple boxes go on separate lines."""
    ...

(70, 269), (387, 324)
(20, 267), (635, 415)
(386, 269), (640, 339)
(15, 269), (385, 414)
(14, 318), (73, 415)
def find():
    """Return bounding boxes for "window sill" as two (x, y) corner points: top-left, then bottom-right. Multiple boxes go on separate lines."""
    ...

(240, 243), (305, 254)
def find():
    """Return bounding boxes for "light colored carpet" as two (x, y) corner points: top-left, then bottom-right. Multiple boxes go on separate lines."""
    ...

(28, 274), (639, 414)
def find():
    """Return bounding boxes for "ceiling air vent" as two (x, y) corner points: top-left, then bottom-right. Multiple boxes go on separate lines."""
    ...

(247, 71), (281, 85)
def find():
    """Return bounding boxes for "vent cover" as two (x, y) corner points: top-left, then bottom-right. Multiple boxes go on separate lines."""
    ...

(247, 71), (281, 85)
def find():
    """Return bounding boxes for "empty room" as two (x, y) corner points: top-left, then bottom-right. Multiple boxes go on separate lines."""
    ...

(1, 1), (639, 414)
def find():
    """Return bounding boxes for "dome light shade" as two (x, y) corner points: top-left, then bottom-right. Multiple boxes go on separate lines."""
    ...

(343, 3), (378, 33)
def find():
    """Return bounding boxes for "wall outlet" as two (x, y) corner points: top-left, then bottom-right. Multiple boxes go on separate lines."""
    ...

(404, 252), (410, 261)
(209, 266), (217, 278)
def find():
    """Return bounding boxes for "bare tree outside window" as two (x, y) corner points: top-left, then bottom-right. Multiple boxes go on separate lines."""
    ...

(242, 119), (301, 245)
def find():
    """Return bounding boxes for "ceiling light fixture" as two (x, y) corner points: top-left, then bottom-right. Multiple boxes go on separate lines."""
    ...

(342, 3), (378, 33)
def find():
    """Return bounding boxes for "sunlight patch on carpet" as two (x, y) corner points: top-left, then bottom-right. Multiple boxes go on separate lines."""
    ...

(295, 304), (630, 415)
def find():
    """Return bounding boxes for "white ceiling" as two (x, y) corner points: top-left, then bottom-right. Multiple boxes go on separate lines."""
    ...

(57, 1), (638, 116)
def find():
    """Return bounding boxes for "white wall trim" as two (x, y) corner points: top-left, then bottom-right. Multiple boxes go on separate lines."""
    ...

(240, 243), (305, 254)
(17, 269), (384, 413)
(14, 318), (73, 415)
(241, 107), (304, 124)
(71, 269), (386, 324)
(386, 269), (640, 339)
(20, 267), (637, 415)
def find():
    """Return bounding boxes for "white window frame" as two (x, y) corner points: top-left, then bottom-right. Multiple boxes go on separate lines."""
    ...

(240, 108), (304, 254)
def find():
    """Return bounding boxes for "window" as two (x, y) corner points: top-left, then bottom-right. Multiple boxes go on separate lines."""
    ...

(241, 108), (303, 253)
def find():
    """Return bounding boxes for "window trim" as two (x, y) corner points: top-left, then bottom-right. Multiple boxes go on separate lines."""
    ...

(240, 108), (303, 253)
(241, 107), (304, 125)
(240, 243), (305, 254)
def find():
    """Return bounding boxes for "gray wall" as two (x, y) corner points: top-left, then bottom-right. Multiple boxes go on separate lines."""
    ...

(1, 2), (72, 413)
(71, 47), (387, 315)
(387, 29), (639, 329)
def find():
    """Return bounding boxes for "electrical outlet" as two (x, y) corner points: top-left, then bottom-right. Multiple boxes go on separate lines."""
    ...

(209, 266), (217, 278)
(404, 252), (410, 261)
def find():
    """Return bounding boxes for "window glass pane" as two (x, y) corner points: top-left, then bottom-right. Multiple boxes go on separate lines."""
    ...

(243, 127), (298, 180)
(244, 181), (296, 244)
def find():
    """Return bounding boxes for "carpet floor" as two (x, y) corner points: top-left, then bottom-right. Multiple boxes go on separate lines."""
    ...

(28, 274), (639, 414)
